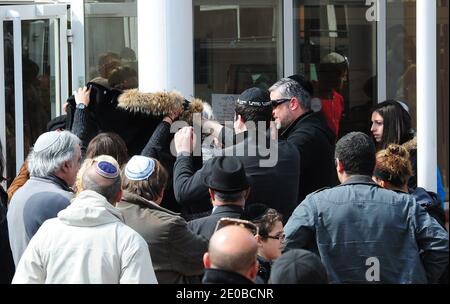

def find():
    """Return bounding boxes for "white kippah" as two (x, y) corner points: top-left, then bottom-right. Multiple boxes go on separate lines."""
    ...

(33, 131), (62, 153)
(125, 155), (155, 181)
(322, 52), (346, 64)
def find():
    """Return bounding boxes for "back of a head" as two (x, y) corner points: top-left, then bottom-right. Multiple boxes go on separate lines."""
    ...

(208, 225), (258, 275)
(235, 87), (273, 128)
(81, 157), (122, 203)
(335, 132), (376, 176)
(122, 155), (168, 202)
(371, 100), (412, 149)
(269, 78), (311, 111)
(108, 66), (138, 90)
(374, 144), (412, 188)
(28, 131), (81, 178)
(269, 249), (328, 284)
(98, 52), (121, 78)
(86, 132), (128, 167)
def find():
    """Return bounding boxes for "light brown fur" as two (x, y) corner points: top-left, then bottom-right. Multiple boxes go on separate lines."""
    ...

(117, 90), (184, 116)
(117, 90), (204, 125)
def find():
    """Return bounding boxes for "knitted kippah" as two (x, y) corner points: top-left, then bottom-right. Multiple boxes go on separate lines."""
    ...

(95, 161), (119, 179)
(124, 155), (155, 181)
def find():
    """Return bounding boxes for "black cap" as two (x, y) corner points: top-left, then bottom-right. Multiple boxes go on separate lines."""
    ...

(236, 87), (272, 107)
(46, 115), (67, 132)
(269, 249), (328, 284)
(288, 74), (314, 96)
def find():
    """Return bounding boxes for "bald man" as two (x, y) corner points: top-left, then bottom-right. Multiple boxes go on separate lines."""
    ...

(13, 158), (157, 284)
(202, 225), (259, 284)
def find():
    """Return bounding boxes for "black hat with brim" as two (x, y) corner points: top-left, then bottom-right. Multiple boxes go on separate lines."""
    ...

(203, 156), (249, 192)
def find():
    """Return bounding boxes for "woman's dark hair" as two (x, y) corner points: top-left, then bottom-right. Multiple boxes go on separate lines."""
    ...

(86, 132), (129, 167)
(122, 157), (168, 202)
(371, 100), (413, 150)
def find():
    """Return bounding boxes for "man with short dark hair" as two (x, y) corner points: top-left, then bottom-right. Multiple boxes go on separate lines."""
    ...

(203, 225), (259, 284)
(12, 157), (157, 284)
(174, 87), (300, 221)
(284, 132), (449, 284)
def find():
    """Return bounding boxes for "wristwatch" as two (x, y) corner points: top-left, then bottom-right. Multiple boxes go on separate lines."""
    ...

(76, 103), (86, 110)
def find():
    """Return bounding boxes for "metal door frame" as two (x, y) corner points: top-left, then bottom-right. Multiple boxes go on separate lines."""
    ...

(0, 4), (68, 175)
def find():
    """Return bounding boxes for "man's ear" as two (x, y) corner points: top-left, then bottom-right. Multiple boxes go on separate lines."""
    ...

(203, 252), (211, 269)
(248, 259), (259, 281)
(255, 234), (264, 247)
(159, 188), (165, 199)
(244, 187), (251, 200)
(61, 160), (71, 173)
(234, 114), (246, 130)
(336, 158), (345, 174)
(114, 189), (123, 204)
(209, 189), (215, 201)
(290, 97), (299, 111)
(373, 178), (386, 188)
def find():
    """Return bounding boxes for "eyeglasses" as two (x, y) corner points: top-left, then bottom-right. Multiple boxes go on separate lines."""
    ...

(266, 233), (285, 241)
(271, 98), (291, 107)
(214, 217), (259, 236)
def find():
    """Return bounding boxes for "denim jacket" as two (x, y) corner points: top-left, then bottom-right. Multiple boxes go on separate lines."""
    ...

(284, 175), (449, 284)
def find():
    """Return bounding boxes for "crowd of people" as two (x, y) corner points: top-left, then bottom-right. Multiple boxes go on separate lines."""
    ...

(0, 72), (448, 284)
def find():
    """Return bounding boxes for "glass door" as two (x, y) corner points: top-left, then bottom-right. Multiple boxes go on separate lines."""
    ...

(0, 4), (69, 185)
(70, 0), (138, 90)
(292, 0), (378, 138)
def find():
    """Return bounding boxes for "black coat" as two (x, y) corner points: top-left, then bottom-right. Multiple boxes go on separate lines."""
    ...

(280, 111), (337, 202)
(174, 132), (300, 221)
(141, 121), (203, 216)
(187, 205), (244, 240)
(67, 82), (184, 156)
(202, 268), (254, 284)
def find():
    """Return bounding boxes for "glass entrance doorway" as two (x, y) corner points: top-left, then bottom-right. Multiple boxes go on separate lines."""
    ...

(293, 0), (377, 138)
(1, 4), (68, 185)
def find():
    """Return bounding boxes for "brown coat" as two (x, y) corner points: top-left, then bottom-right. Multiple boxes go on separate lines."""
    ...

(116, 191), (208, 284)
(7, 161), (30, 203)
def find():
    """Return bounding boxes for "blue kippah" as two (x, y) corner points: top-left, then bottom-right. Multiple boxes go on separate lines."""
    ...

(96, 161), (119, 179)
(125, 156), (155, 181)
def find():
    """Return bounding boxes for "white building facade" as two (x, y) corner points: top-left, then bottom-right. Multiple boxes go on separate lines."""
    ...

(0, 0), (448, 198)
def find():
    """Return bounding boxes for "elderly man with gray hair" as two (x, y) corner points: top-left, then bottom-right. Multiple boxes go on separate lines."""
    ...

(12, 156), (157, 284)
(7, 131), (81, 265)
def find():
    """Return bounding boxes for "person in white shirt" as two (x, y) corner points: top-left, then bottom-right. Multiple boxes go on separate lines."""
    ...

(12, 156), (157, 284)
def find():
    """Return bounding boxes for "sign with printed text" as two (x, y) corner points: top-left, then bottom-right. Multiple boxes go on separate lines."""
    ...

(212, 94), (239, 124)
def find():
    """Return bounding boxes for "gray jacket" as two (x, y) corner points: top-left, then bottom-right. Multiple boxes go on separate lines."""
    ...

(7, 176), (72, 266)
(284, 175), (449, 284)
